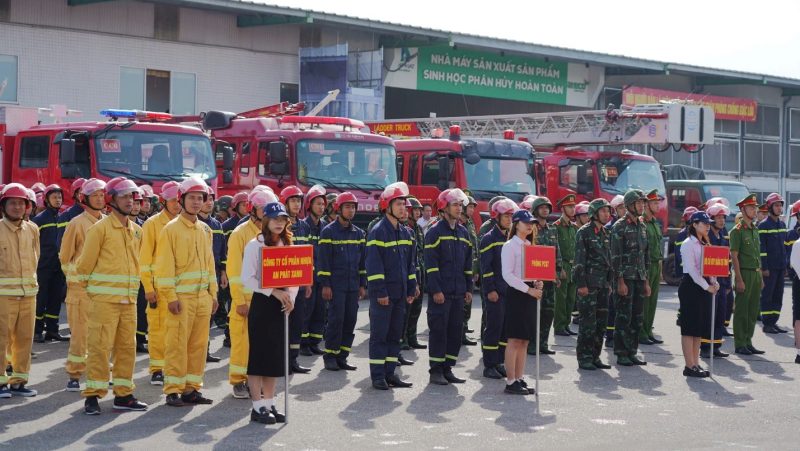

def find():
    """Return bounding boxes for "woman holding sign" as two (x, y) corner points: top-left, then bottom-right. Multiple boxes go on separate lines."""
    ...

(678, 211), (719, 378)
(501, 209), (543, 395)
(241, 202), (298, 424)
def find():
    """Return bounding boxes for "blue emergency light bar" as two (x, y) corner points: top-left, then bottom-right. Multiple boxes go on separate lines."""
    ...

(100, 109), (173, 121)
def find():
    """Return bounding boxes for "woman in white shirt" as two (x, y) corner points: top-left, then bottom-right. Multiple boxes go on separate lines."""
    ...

(678, 211), (719, 378)
(241, 202), (300, 424)
(501, 209), (543, 395)
(788, 236), (800, 364)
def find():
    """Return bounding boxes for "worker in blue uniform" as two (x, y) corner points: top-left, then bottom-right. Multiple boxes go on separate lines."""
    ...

(33, 184), (68, 342)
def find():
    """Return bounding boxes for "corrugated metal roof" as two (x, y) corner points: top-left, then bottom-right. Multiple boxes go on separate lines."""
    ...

(163, 0), (800, 87)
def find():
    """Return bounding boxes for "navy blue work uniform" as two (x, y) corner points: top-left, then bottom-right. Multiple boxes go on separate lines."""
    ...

(317, 219), (366, 365)
(703, 226), (732, 350)
(366, 217), (417, 382)
(479, 225), (508, 369)
(424, 219), (473, 373)
(219, 213), (242, 323)
(759, 216), (787, 327)
(201, 214), (228, 329)
(289, 218), (310, 359)
(58, 203), (84, 227)
(32, 207), (67, 335)
(301, 215), (325, 348)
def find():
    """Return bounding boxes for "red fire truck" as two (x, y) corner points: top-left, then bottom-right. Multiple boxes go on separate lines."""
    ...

(1, 106), (219, 197)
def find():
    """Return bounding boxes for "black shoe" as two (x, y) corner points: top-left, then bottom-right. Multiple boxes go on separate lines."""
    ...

(693, 365), (711, 377)
(34, 333), (46, 344)
(290, 360), (311, 374)
(223, 337), (232, 348)
(181, 391), (213, 405)
(166, 393), (185, 407)
(206, 353), (221, 363)
(372, 379), (390, 390)
(539, 348), (556, 355)
(734, 347), (753, 355)
(629, 355), (647, 366)
(747, 345), (765, 355)
(775, 325), (789, 333)
(713, 349), (729, 358)
(554, 330), (571, 337)
(84, 396), (101, 415)
(683, 366), (706, 378)
(579, 361), (597, 371)
(113, 395), (148, 411)
(763, 325), (780, 334)
(462, 336), (477, 346)
(251, 407), (277, 424)
(795, 355), (800, 364)
(398, 354), (415, 366)
(136, 342), (148, 353)
(639, 337), (654, 345)
(443, 370), (465, 384)
(429, 370), (449, 385)
(45, 332), (70, 342)
(483, 366), (503, 379)
(308, 344), (325, 355)
(270, 405), (286, 423)
(401, 343), (411, 351)
(409, 341), (427, 350)
(495, 364), (507, 378)
(386, 374), (413, 388)
(323, 359), (340, 371)
(700, 349), (711, 359)
(518, 378), (536, 395)
(504, 380), (528, 395)
(593, 360), (612, 370)
(617, 356), (634, 366)
(150, 371), (164, 386)
(337, 360), (357, 371)
(299, 346), (313, 357)
(648, 335), (664, 344)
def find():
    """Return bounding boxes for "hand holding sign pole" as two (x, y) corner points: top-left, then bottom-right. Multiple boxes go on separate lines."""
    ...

(702, 245), (730, 376)
(522, 245), (556, 401)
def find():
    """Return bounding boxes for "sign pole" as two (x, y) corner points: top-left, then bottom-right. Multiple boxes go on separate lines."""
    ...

(284, 309), (290, 423)
(709, 290), (716, 377)
(535, 295), (541, 399)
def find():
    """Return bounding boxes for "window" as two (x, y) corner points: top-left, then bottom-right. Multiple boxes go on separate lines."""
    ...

(745, 105), (780, 138)
(421, 159), (450, 186)
(296, 140), (397, 188)
(702, 139), (739, 173)
(257, 142), (271, 177)
(19, 136), (50, 168)
(280, 83), (299, 103)
(170, 72), (196, 115)
(154, 4), (179, 41)
(715, 119), (739, 136)
(651, 148), (698, 167)
(744, 141), (779, 174)
(395, 155), (404, 181)
(240, 142), (251, 175)
(0, 54), (18, 103)
(120, 67), (145, 110)
(120, 67), (195, 114)
(791, 144), (800, 175)
(558, 162), (594, 195)
(408, 155), (419, 185)
(791, 108), (800, 142)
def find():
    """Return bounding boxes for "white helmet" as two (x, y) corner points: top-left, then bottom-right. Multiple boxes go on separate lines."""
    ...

(610, 195), (625, 209)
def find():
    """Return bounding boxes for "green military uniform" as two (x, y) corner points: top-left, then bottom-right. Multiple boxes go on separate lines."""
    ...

(528, 197), (562, 355)
(640, 189), (664, 342)
(610, 190), (650, 363)
(478, 219), (495, 238)
(574, 199), (614, 368)
(554, 194), (578, 335)
(730, 194), (763, 350)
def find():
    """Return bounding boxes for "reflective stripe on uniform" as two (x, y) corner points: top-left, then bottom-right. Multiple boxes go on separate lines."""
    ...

(367, 274), (385, 281)
(319, 239), (366, 245)
(367, 239), (412, 247)
(229, 364), (247, 375)
(480, 241), (504, 254)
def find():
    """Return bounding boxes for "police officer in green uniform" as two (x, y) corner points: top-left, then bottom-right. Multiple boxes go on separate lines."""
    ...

(640, 189), (665, 345)
(731, 194), (766, 355)
(574, 198), (614, 370)
(554, 194), (579, 336)
(529, 196), (561, 355)
(610, 189), (651, 366)
(461, 195), (480, 346)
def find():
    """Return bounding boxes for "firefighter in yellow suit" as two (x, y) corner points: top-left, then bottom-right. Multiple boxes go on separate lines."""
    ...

(140, 180), (182, 386)
(0, 183), (40, 398)
(60, 178), (106, 392)
(78, 177), (148, 415)
(226, 187), (277, 399)
(155, 176), (219, 407)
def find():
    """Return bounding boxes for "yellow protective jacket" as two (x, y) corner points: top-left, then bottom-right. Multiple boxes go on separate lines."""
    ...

(154, 215), (217, 302)
(75, 215), (142, 303)
(139, 210), (174, 294)
(0, 218), (40, 296)
(226, 219), (260, 311)
(59, 211), (103, 285)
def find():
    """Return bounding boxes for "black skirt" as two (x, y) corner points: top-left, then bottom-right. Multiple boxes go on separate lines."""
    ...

(678, 275), (712, 337)
(505, 286), (538, 340)
(247, 291), (287, 377)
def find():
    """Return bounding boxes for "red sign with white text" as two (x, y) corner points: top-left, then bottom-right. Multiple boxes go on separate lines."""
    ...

(702, 245), (730, 277)
(523, 245), (557, 281)
(622, 86), (757, 122)
(260, 245), (314, 289)
(367, 121), (422, 137)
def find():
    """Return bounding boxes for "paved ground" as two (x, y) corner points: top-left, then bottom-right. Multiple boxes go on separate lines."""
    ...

(1, 284), (798, 450)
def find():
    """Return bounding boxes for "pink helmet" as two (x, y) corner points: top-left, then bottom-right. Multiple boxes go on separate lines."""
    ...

(247, 189), (278, 210)
(105, 177), (139, 204)
(519, 194), (537, 211)
(610, 195), (625, 209)
(379, 182), (410, 211)
(575, 201), (590, 216)
(765, 192), (784, 209)
(436, 188), (468, 211)
(704, 197), (730, 210)
(81, 178), (107, 199)
(706, 203), (730, 218)
(682, 206), (699, 222)
(178, 176), (209, 199)
(231, 191), (249, 209)
(160, 181), (181, 202)
(0, 183), (31, 205)
(490, 198), (518, 219)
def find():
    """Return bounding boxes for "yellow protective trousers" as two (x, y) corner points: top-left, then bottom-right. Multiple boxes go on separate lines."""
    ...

(2, 296), (35, 385)
(163, 294), (212, 395)
(82, 300), (136, 399)
(65, 285), (90, 378)
(228, 314), (248, 385)
(146, 300), (168, 374)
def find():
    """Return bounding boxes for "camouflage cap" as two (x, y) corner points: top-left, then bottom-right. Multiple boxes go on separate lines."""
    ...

(587, 198), (611, 218)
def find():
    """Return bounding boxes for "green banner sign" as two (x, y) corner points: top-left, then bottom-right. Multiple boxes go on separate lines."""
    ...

(416, 46), (569, 104)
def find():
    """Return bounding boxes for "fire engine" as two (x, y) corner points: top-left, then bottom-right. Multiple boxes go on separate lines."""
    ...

(0, 106), (218, 197)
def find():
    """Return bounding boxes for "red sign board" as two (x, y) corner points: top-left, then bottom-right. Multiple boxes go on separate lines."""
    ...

(260, 245), (314, 289)
(702, 245), (730, 277)
(367, 121), (422, 137)
(523, 245), (557, 281)
(622, 86), (757, 122)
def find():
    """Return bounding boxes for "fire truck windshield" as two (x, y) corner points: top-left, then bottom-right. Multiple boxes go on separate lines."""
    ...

(296, 139), (397, 190)
(597, 158), (665, 195)
(94, 130), (215, 182)
(463, 157), (535, 202)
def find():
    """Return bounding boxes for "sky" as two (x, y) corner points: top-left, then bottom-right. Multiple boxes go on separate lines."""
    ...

(253, 0), (800, 79)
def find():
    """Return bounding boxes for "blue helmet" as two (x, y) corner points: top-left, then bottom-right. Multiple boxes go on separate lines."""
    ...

(689, 211), (711, 224)
(512, 209), (536, 224)
(263, 202), (289, 219)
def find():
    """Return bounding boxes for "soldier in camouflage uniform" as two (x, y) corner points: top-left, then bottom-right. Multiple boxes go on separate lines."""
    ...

(404, 197), (427, 349)
(610, 189), (651, 366)
(554, 193), (578, 337)
(461, 195), (480, 346)
(640, 189), (665, 345)
(574, 199), (614, 370)
(529, 196), (561, 355)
